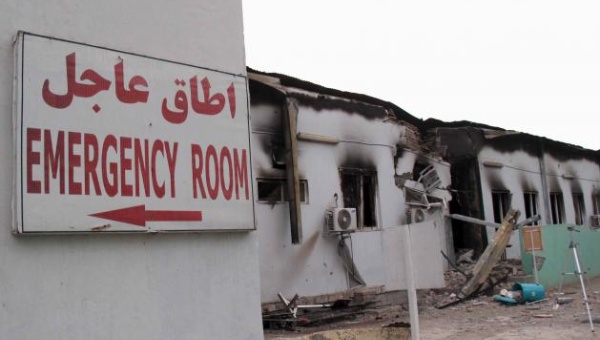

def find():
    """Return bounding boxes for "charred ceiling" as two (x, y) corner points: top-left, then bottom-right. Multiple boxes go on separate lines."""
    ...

(432, 123), (600, 165)
(247, 67), (424, 129)
(423, 118), (504, 132)
(248, 68), (600, 165)
(486, 134), (600, 164)
(432, 127), (486, 161)
(287, 92), (388, 121)
(248, 79), (286, 106)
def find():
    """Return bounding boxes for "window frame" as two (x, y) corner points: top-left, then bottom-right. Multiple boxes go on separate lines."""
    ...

(549, 192), (565, 224)
(491, 190), (512, 224)
(339, 168), (378, 230)
(572, 192), (585, 225)
(592, 193), (600, 215)
(256, 178), (309, 204)
(523, 192), (539, 226)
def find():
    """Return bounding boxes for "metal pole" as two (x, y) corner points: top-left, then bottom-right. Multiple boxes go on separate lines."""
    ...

(401, 224), (420, 340)
(515, 215), (542, 228)
(572, 242), (594, 332)
(450, 214), (500, 228)
(450, 213), (540, 229)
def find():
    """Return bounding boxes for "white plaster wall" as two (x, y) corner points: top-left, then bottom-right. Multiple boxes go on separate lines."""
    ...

(478, 146), (600, 259)
(0, 2), (263, 339)
(542, 154), (600, 225)
(479, 147), (545, 259)
(395, 151), (453, 269)
(382, 219), (446, 291)
(252, 104), (447, 302)
(428, 161), (453, 264)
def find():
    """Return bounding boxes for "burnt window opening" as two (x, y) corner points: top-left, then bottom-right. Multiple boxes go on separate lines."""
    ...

(491, 191), (511, 224)
(523, 192), (538, 226)
(592, 194), (600, 215)
(270, 140), (287, 170)
(340, 169), (378, 229)
(550, 192), (565, 224)
(257, 178), (308, 204)
(572, 193), (585, 225)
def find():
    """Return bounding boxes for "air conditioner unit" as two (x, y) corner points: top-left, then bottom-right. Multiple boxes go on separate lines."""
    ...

(407, 208), (426, 224)
(590, 215), (600, 229)
(326, 208), (357, 233)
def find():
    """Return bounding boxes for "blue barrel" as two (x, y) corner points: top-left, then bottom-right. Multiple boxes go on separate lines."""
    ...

(512, 282), (545, 302)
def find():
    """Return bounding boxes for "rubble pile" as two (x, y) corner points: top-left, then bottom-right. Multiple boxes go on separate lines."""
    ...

(420, 250), (525, 309)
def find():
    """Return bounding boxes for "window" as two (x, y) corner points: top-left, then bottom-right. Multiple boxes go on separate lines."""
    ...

(593, 193), (600, 215)
(572, 193), (585, 225)
(491, 191), (511, 223)
(592, 193), (600, 229)
(550, 192), (565, 224)
(523, 192), (538, 226)
(340, 169), (378, 229)
(257, 178), (308, 204)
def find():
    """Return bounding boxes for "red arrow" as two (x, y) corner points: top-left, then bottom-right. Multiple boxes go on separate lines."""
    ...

(90, 205), (203, 227)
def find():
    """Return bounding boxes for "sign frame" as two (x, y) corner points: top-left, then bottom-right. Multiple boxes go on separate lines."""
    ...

(13, 31), (256, 234)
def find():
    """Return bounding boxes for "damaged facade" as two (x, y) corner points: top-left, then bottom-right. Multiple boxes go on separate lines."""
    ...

(248, 69), (453, 304)
(429, 125), (600, 260)
(248, 69), (600, 307)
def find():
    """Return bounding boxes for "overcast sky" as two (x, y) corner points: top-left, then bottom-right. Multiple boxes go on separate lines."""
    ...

(242, 1), (600, 150)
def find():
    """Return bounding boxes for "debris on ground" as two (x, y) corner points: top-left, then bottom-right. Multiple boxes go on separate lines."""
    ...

(263, 258), (600, 339)
(262, 289), (390, 332)
(262, 298), (372, 331)
(493, 282), (546, 305)
(458, 210), (520, 300)
(423, 257), (524, 309)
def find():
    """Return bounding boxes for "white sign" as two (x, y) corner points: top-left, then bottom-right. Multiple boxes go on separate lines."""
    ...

(13, 32), (255, 233)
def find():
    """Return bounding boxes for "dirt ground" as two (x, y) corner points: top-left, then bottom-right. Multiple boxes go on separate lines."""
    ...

(265, 275), (600, 339)
(419, 277), (600, 340)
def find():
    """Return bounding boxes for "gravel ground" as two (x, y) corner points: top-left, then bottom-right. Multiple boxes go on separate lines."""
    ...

(420, 277), (600, 340)
(264, 257), (600, 339)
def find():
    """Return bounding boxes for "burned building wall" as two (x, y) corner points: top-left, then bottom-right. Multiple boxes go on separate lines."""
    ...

(541, 153), (600, 225)
(478, 147), (545, 259)
(477, 145), (600, 259)
(431, 125), (600, 261)
(450, 157), (487, 255)
(250, 90), (451, 303)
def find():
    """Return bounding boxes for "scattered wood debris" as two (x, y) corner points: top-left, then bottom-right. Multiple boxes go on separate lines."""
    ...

(262, 295), (375, 331)
(432, 210), (524, 309)
(459, 210), (520, 299)
(555, 297), (574, 305)
(432, 258), (521, 309)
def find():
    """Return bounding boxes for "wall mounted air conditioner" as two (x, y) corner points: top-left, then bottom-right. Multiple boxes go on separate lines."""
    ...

(407, 207), (427, 224)
(326, 208), (357, 234)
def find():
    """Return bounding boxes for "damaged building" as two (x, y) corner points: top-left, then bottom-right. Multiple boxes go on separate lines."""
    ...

(429, 123), (600, 260)
(248, 68), (600, 308)
(247, 69), (454, 306)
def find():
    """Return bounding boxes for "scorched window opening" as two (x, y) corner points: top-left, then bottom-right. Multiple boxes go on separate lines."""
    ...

(339, 168), (377, 229)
